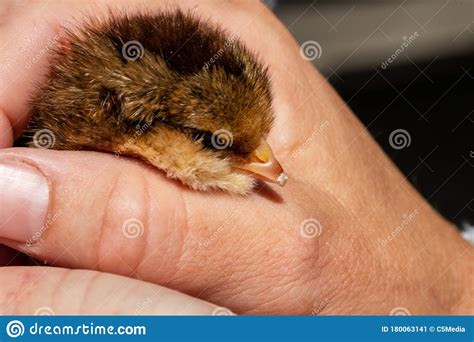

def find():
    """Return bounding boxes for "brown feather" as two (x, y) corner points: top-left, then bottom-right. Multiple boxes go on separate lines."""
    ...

(18, 10), (275, 194)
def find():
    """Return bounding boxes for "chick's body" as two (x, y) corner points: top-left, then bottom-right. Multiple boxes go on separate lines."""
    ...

(21, 11), (283, 194)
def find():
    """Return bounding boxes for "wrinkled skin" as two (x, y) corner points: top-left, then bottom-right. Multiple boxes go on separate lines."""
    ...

(0, 0), (472, 315)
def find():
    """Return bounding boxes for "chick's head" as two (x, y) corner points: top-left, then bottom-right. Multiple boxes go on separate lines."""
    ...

(128, 59), (285, 194)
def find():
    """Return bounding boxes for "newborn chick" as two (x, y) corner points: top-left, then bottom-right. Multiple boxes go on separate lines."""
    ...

(19, 10), (287, 194)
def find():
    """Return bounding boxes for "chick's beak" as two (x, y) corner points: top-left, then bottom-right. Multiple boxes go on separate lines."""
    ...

(235, 139), (288, 186)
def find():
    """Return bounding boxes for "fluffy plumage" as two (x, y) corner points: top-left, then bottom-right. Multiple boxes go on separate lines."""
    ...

(19, 10), (281, 194)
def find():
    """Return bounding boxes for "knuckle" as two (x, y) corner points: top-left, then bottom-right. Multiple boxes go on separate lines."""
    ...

(95, 168), (190, 282)
(95, 170), (150, 275)
(197, 203), (324, 314)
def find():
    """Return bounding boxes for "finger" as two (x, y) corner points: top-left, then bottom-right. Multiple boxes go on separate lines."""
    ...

(0, 109), (13, 148)
(0, 266), (227, 315)
(0, 148), (328, 315)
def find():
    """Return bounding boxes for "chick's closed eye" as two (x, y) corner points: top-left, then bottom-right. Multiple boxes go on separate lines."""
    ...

(18, 10), (287, 194)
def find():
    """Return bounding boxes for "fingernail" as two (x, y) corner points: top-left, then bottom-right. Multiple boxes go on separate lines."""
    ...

(0, 160), (49, 242)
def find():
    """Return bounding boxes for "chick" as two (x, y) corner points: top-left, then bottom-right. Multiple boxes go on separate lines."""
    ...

(18, 10), (287, 194)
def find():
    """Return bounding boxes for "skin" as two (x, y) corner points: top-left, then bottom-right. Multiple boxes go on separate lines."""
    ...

(0, 0), (472, 315)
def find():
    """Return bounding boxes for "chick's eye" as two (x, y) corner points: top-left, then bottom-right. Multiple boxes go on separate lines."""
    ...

(191, 130), (205, 141)
(189, 129), (215, 149)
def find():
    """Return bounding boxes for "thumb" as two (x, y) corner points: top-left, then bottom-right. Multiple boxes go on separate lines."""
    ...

(0, 155), (49, 243)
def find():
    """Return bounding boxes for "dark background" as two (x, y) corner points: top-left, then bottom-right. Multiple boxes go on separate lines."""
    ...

(267, 0), (473, 233)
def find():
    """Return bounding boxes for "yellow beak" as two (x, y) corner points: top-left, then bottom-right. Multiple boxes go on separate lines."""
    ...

(235, 139), (288, 186)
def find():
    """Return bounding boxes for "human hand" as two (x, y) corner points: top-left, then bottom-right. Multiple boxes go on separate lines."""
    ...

(0, 0), (472, 315)
(0, 263), (226, 315)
